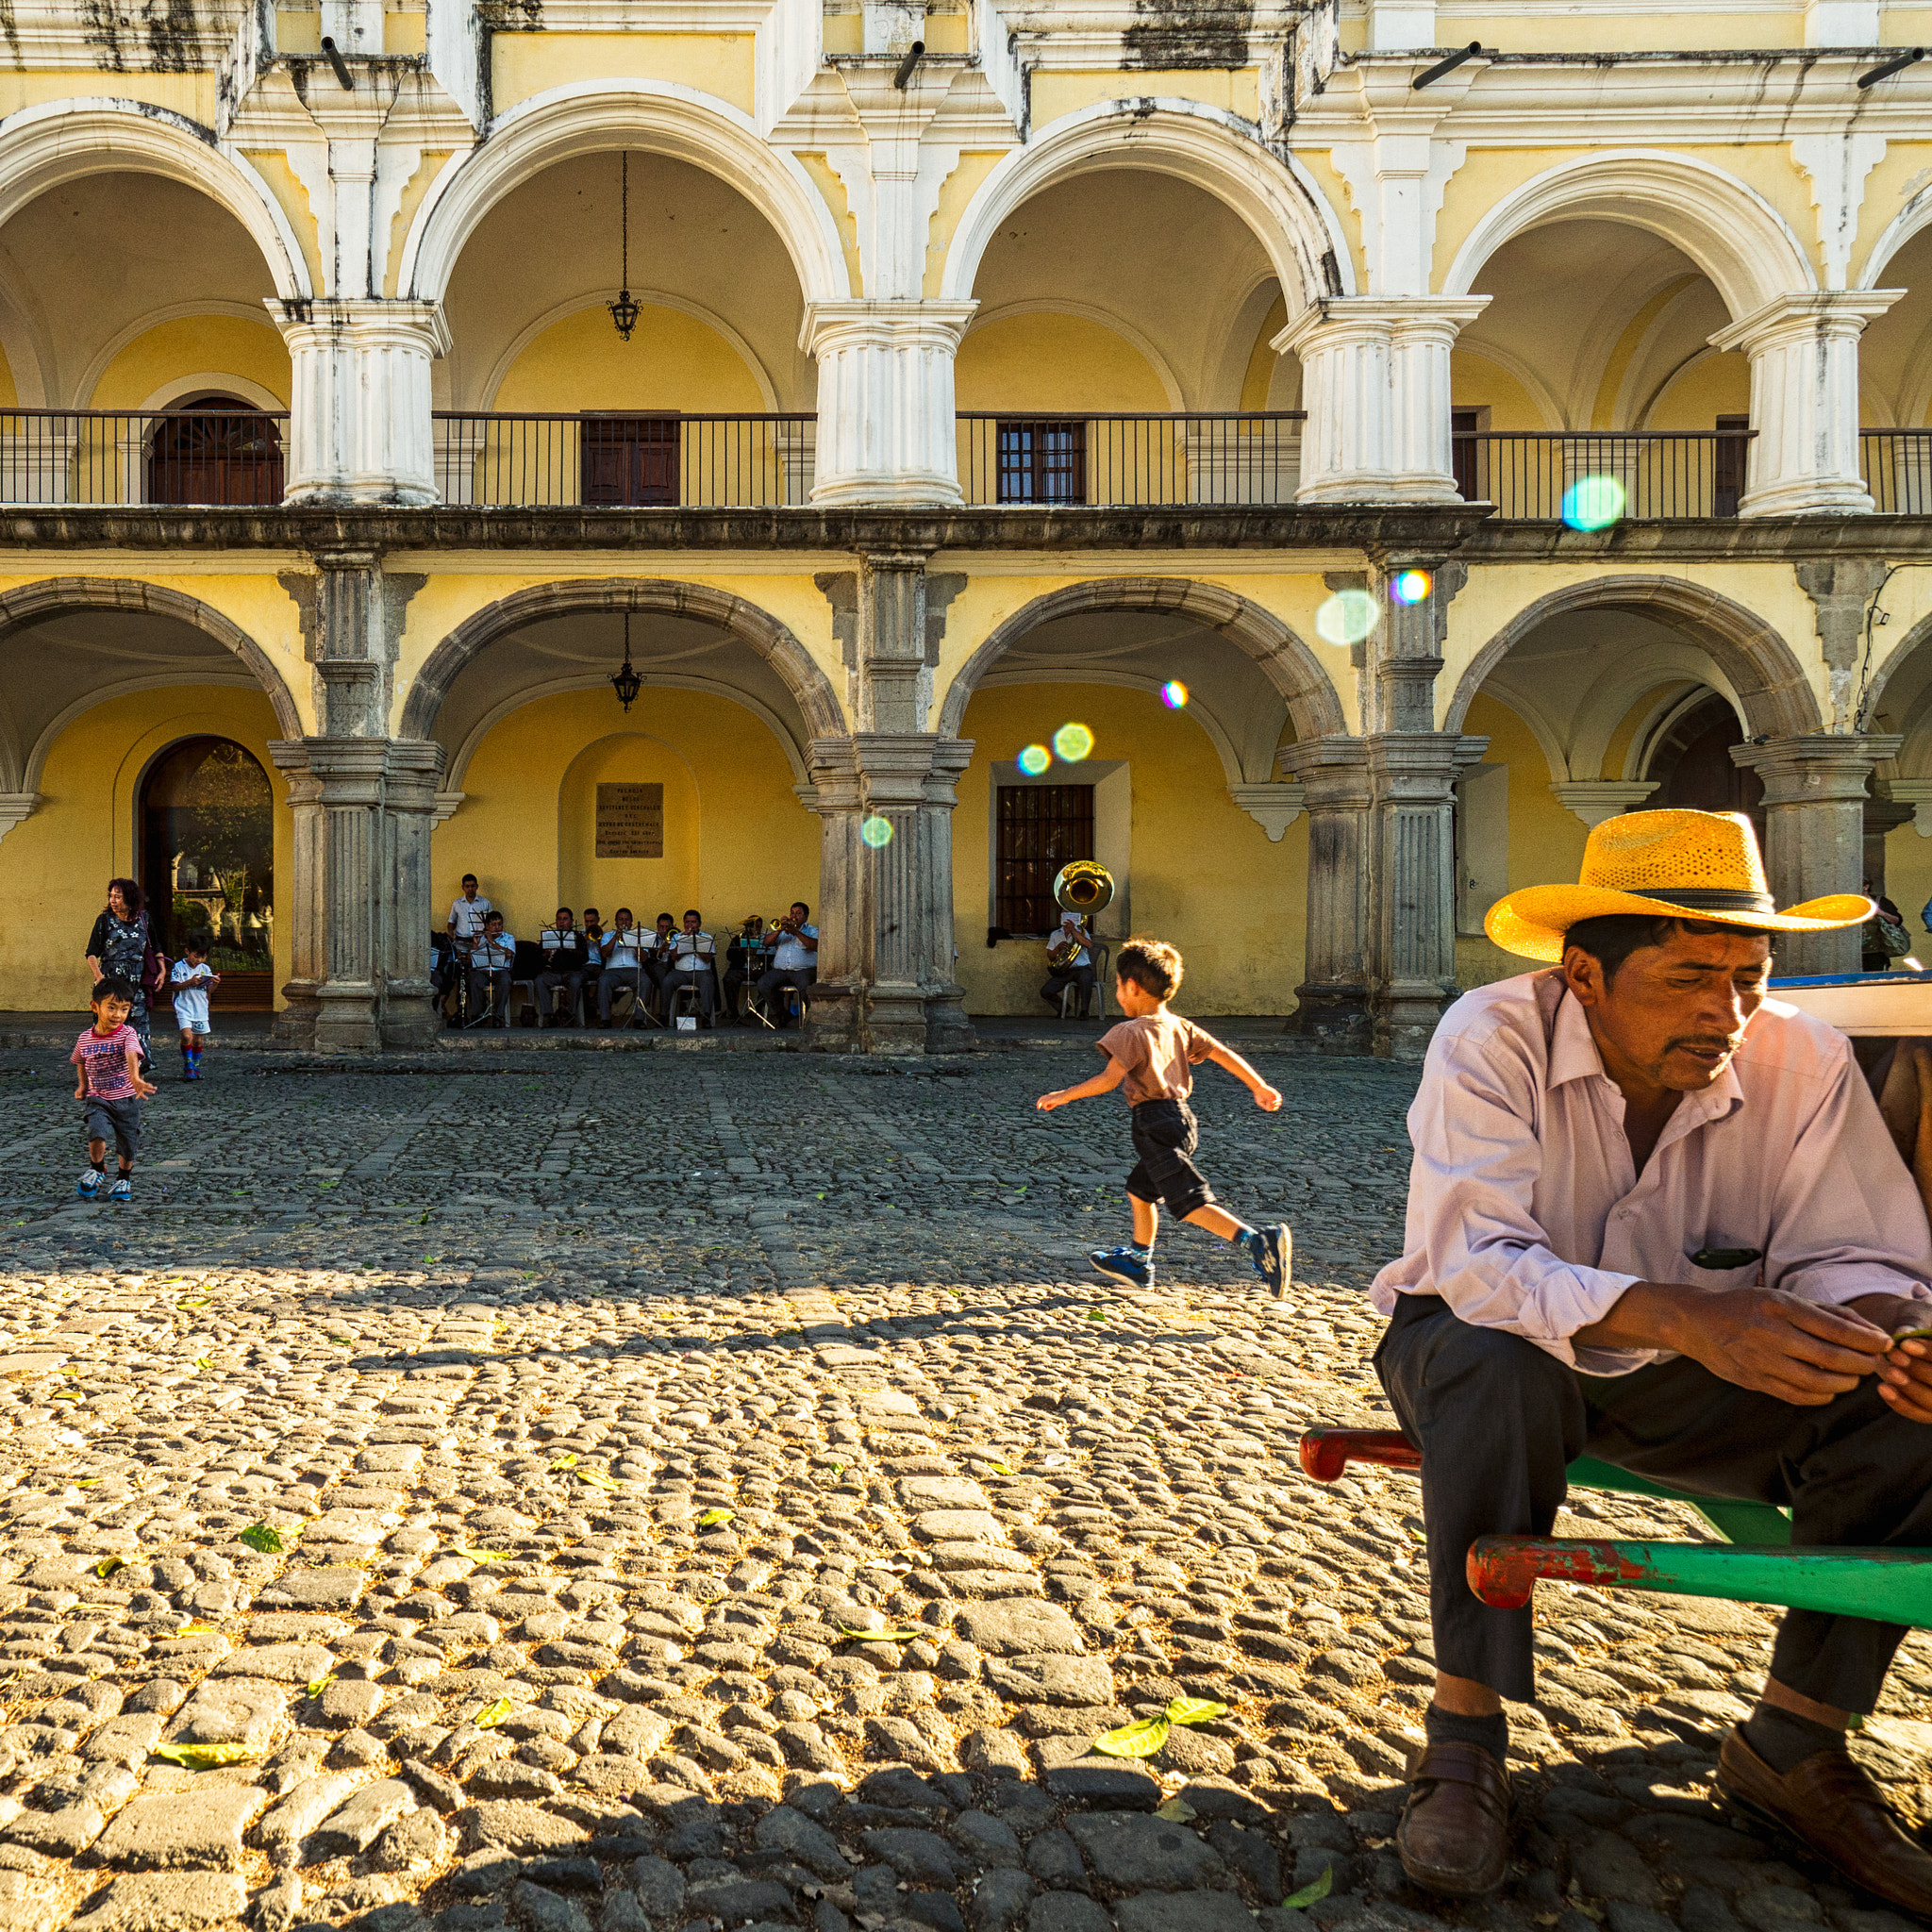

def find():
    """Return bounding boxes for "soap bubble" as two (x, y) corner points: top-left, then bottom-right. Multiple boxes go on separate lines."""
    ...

(1317, 588), (1378, 646)
(859, 815), (894, 848)
(1053, 722), (1095, 762)
(1160, 680), (1190, 709)
(1561, 474), (1625, 531)
(1018, 744), (1051, 776)
(1391, 569), (1432, 606)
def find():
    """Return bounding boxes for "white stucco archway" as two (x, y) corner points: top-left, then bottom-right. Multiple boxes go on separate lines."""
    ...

(938, 99), (1354, 320)
(399, 80), (853, 308)
(1443, 151), (1817, 322)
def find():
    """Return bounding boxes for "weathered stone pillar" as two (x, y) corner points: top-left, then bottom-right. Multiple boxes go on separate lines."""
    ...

(272, 552), (438, 1049)
(1279, 737), (1373, 1047)
(1731, 733), (1901, 974)
(274, 299), (449, 506)
(803, 301), (977, 507)
(808, 734), (973, 1053)
(1708, 293), (1899, 518)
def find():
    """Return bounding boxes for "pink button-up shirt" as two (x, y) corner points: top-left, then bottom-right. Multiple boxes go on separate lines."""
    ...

(1370, 969), (1932, 1375)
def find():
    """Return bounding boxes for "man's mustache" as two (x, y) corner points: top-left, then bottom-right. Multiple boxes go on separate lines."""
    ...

(1667, 1034), (1743, 1055)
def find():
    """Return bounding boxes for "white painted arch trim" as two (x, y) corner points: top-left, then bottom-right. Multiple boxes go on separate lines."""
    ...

(475, 288), (784, 412)
(962, 299), (1185, 411)
(1442, 151), (1816, 323)
(75, 301), (287, 412)
(1861, 186), (1932, 291)
(938, 99), (1356, 319)
(400, 80), (853, 307)
(0, 101), (312, 302)
(442, 671), (812, 792)
(133, 372), (288, 415)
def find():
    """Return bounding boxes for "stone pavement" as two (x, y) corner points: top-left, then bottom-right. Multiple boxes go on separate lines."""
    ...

(0, 1043), (1919, 1932)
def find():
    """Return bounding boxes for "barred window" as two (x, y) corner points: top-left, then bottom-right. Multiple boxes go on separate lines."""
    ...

(996, 785), (1094, 934)
(997, 419), (1086, 505)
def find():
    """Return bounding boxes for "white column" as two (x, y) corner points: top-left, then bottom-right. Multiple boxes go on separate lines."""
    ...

(1276, 296), (1487, 503)
(802, 299), (976, 508)
(274, 298), (449, 506)
(1709, 291), (1900, 518)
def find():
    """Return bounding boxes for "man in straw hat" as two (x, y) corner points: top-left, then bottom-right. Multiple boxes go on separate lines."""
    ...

(1371, 808), (1932, 1908)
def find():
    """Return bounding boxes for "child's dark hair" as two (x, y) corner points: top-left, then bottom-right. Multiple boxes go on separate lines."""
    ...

(183, 934), (208, 956)
(92, 974), (136, 1006)
(1116, 939), (1183, 1001)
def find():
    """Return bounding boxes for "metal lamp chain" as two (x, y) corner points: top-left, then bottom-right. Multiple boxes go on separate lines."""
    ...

(608, 153), (640, 341)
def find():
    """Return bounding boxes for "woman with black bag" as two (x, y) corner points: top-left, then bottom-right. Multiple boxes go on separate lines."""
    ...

(86, 878), (164, 1074)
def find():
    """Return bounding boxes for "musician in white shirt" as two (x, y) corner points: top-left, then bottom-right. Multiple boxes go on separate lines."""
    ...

(595, 908), (647, 1024)
(467, 910), (517, 1028)
(446, 875), (491, 944)
(536, 907), (586, 1026)
(756, 901), (818, 1029)
(1041, 913), (1096, 1020)
(662, 909), (718, 1024)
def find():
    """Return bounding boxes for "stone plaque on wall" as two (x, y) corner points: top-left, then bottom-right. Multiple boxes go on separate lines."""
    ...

(595, 782), (664, 858)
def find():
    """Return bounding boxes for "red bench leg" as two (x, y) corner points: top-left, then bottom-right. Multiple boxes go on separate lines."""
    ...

(1298, 1427), (1423, 1482)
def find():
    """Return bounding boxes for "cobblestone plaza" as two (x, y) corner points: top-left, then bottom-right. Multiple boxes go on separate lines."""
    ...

(0, 1043), (1918, 1932)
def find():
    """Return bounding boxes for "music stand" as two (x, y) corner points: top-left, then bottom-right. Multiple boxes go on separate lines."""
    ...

(617, 938), (662, 1029)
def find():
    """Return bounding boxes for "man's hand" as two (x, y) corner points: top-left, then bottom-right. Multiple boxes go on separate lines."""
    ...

(1037, 1090), (1074, 1111)
(1252, 1083), (1282, 1112)
(1578, 1282), (1892, 1404)
(1846, 1291), (1932, 1424)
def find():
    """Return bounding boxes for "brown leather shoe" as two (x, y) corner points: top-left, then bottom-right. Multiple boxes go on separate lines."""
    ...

(1396, 1740), (1510, 1896)
(1718, 1726), (1932, 1917)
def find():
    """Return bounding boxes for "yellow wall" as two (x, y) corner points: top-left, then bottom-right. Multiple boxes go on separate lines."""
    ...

(491, 303), (768, 412)
(433, 686), (818, 940)
(490, 34), (756, 117)
(955, 313), (1169, 412)
(1888, 824), (1932, 955)
(1450, 352), (1548, 430)
(0, 685), (292, 1012)
(953, 682), (1308, 1016)
(1644, 350), (1751, 429)
(88, 315), (291, 409)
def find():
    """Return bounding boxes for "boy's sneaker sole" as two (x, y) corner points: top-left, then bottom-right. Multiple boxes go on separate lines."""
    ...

(75, 1174), (102, 1198)
(1089, 1248), (1153, 1291)
(1257, 1224), (1292, 1298)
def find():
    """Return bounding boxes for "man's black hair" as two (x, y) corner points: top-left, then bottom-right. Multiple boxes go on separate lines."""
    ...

(1564, 913), (1774, 984)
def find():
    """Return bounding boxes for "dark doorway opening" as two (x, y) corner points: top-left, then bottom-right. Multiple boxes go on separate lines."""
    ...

(581, 414), (680, 506)
(139, 737), (275, 1009)
(146, 394), (284, 506)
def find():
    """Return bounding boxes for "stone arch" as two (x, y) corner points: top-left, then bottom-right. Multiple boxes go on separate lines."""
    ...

(0, 578), (301, 796)
(936, 577), (1346, 742)
(1857, 608), (1932, 732)
(1442, 152), (1816, 322)
(399, 81), (851, 307)
(1861, 189), (1932, 291)
(938, 99), (1354, 321)
(0, 101), (312, 307)
(1443, 576), (1823, 743)
(400, 578), (846, 745)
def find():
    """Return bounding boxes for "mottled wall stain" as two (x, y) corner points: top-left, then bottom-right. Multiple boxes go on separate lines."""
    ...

(1123, 0), (1252, 70)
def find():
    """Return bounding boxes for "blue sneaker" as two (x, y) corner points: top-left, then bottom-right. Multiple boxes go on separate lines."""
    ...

(108, 1176), (131, 1205)
(75, 1167), (103, 1199)
(1090, 1244), (1153, 1290)
(1248, 1224), (1292, 1298)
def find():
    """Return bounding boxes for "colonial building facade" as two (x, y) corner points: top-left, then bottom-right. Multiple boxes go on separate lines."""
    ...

(1, 0), (1930, 1051)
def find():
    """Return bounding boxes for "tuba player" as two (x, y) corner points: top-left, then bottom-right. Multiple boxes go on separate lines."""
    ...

(1042, 910), (1097, 1020)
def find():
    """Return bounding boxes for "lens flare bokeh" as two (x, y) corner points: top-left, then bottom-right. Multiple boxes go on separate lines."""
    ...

(1391, 569), (1432, 606)
(1561, 474), (1625, 532)
(1317, 588), (1378, 647)
(859, 815), (894, 848)
(1160, 680), (1189, 709)
(1053, 722), (1095, 762)
(1018, 744), (1051, 775)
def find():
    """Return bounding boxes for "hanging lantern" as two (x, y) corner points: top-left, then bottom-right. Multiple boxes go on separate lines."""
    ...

(611, 609), (642, 711)
(608, 152), (639, 341)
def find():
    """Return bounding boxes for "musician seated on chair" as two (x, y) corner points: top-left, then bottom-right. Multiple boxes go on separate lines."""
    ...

(755, 902), (817, 1028)
(536, 908), (585, 1026)
(641, 912), (677, 1016)
(661, 909), (718, 1024)
(467, 910), (517, 1029)
(721, 917), (765, 1026)
(1041, 912), (1096, 1020)
(595, 908), (646, 1024)
(1374, 808), (1932, 1914)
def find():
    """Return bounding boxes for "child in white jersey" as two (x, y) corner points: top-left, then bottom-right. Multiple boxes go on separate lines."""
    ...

(169, 939), (221, 1081)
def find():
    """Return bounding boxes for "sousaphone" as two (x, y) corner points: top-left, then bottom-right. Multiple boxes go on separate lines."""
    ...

(1048, 861), (1114, 963)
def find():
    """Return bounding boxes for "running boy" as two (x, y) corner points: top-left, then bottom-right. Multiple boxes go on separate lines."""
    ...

(1036, 937), (1291, 1295)
(169, 940), (220, 1080)
(73, 975), (155, 1202)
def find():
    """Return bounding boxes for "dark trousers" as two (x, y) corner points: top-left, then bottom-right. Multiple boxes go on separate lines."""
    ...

(756, 965), (814, 1024)
(536, 969), (583, 1022)
(1374, 1295), (1932, 1710)
(467, 967), (510, 1026)
(1042, 965), (1096, 1016)
(663, 967), (716, 1020)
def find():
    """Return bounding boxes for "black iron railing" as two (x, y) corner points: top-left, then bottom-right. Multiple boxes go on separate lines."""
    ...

(434, 412), (817, 508)
(0, 408), (287, 506)
(958, 412), (1304, 508)
(1451, 431), (1756, 521)
(1861, 430), (1932, 514)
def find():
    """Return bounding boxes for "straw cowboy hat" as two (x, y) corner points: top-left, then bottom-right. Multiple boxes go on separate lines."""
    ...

(1484, 808), (1874, 964)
